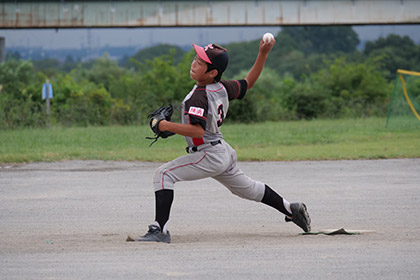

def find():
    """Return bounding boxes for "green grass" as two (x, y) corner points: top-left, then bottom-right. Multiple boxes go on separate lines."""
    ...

(1, 117), (419, 163)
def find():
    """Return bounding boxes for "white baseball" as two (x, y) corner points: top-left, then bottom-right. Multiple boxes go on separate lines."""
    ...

(263, 32), (274, 44)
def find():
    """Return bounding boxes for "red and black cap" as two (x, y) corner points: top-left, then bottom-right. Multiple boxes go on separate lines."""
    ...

(193, 43), (229, 74)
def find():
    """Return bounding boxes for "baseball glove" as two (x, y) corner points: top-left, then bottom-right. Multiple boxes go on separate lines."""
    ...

(145, 104), (175, 146)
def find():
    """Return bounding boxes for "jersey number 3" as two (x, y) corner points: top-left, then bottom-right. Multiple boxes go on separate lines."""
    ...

(217, 104), (225, 127)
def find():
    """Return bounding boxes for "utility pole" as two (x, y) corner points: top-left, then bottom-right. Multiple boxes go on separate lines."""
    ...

(0, 37), (5, 63)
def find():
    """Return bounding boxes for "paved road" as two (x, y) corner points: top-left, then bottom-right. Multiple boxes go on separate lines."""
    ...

(1, 159), (420, 279)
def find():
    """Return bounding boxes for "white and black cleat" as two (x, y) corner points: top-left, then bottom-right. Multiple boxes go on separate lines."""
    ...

(133, 224), (171, 243)
(285, 202), (311, 233)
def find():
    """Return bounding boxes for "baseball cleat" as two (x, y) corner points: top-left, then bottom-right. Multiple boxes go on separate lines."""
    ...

(285, 202), (311, 232)
(136, 224), (171, 243)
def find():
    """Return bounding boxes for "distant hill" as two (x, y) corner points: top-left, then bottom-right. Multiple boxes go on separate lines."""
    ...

(5, 45), (138, 62)
(121, 44), (187, 68)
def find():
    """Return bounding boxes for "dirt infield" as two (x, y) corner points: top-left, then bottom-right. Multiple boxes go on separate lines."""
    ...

(1, 159), (420, 279)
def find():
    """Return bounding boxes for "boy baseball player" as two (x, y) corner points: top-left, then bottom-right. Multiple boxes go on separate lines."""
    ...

(136, 37), (311, 243)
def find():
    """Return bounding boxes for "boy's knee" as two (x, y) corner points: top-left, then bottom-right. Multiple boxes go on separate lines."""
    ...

(153, 166), (174, 192)
(229, 181), (265, 202)
(153, 165), (165, 182)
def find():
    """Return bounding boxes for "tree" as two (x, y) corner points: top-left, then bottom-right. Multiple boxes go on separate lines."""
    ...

(60, 55), (79, 73)
(0, 59), (36, 99)
(5, 51), (21, 61)
(311, 56), (391, 118)
(0, 59), (46, 128)
(223, 40), (260, 78)
(52, 74), (113, 126)
(33, 58), (60, 78)
(124, 44), (186, 69)
(282, 26), (360, 54)
(364, 34), (420, 79)
(84, 53), (126, 92)
(224, 26), (360, 80)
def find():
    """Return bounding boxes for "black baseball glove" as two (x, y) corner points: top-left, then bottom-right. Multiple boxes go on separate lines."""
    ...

(145, 104), (175, 146)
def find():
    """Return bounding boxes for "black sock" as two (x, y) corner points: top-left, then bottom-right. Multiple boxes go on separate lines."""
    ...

(261, 184), (292, 216)
(154, 189), (174, 231)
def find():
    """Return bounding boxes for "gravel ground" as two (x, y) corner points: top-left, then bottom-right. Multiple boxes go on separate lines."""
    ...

(1, 159), (420, 279)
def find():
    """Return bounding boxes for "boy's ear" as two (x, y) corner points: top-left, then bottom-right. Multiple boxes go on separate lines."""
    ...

(209, 69), (218, 78)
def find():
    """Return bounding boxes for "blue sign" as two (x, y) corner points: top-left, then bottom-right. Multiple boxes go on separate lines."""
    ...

(42, 83), (53, 99)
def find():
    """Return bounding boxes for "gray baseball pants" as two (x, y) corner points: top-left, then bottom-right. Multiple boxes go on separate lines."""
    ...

(153, 140), (266, 202)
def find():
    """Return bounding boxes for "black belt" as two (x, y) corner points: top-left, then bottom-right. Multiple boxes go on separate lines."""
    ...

(186, 140), (221, 153)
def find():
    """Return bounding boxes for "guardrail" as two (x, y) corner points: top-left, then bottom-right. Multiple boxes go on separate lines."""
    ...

(1, 0), (419, 29)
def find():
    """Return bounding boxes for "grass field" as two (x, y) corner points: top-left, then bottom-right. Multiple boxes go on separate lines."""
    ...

(1, 117), (419, 163)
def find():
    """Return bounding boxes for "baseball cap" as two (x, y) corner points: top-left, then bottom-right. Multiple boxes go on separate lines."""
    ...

(193, 43), (229, 74)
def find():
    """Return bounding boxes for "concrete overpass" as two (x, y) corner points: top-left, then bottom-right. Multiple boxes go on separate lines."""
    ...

(0, 0), (420, 29)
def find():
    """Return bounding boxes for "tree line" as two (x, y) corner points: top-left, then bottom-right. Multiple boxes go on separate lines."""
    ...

(1, 26), (419, 129)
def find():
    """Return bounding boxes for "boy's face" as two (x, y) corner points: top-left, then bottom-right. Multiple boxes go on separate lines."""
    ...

(190, 55), (218, 86)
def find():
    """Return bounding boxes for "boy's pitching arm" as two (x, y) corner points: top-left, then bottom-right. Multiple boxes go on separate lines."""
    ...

(245, 37), (276, 90)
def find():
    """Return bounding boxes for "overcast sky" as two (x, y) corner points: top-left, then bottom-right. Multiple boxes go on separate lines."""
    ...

(1, 25), (419, 50)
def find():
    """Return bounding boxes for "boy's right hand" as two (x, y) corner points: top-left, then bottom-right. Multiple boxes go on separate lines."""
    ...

(259, 36), (276, 56)
(245, 33), (276, 89)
